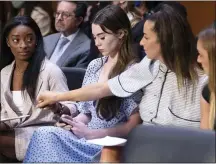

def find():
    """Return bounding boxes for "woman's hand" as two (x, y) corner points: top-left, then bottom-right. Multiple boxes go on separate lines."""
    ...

(36, 91), (60, 108)
(55, 122), (73, 131)
(71, 121), (91, 139)
(61, 115), (91, 139)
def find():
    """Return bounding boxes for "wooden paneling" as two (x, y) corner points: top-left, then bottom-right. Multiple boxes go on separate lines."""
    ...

(180, 1), (216, 35)
(50, 1), (215, 35)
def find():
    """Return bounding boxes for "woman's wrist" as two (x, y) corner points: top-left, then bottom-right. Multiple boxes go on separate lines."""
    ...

(86, 129), (107, 140)
(56, 92), (66, 102)
(55, 92), (61, 102)
(57, 91), (75, 102)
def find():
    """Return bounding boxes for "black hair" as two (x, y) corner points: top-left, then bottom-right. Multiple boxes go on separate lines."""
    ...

(146, 3), (198, 93)
(0, 15), (46, 102)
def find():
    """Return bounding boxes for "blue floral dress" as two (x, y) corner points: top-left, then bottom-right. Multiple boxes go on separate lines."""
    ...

(24, 57), (142, 163)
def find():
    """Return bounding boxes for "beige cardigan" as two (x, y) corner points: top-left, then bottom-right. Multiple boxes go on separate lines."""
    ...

(0, 59), (75, 161)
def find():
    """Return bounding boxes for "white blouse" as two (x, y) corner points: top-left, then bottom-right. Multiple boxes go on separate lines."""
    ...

(108, 56), (208, 128)
(12, 91), (25, 115)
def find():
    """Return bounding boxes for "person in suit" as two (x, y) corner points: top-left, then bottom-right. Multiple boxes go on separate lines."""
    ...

(0, 16), (77, 162)
(44, 1), (93, 68)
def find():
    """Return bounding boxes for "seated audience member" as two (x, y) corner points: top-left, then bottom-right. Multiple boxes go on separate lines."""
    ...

(112, 1), (128, 11)
(82, 2), (101, 63)
(24, 5), (142, 163)
(44, 1), (94, 68)
(82, 1), (99, 38)
(125, 1), (142, 28)
(0, 16), (76, 162)
(37, 3), (207, 128)
(131, 1), (163, 43)
(197, 26), (215, 130)
(126, 1), (162, 28)
(11, 1), (54, 36)
(112, 1), (145, 60)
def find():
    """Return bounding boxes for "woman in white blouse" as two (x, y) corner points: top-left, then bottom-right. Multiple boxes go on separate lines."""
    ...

(37, 3), (207, 128)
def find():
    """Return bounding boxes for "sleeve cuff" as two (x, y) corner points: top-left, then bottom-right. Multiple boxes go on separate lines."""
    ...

(108, 76), (133, 98)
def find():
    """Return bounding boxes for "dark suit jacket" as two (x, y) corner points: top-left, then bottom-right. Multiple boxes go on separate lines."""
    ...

(44, 30), (93, 68)
(132, 19), (146, 60)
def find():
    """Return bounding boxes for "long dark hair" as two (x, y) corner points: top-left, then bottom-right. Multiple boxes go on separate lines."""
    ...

(146, 3), (199, 91)
(92, 5), (138, 121)
(0, 16), (46, 102)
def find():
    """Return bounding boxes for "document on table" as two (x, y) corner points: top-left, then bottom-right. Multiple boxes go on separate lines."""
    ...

(87, 136), (127, 146)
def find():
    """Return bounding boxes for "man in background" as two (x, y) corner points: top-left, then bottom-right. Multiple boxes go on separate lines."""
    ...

(44, 1), (92, 68)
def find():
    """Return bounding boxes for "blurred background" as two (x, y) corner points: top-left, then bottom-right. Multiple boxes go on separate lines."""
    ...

(0, 1), (215, 36)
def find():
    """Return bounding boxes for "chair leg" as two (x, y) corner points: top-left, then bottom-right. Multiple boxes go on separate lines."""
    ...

(100, 146), (122, 163)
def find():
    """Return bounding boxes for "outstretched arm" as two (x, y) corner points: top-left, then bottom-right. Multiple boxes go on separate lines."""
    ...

(37, 82), (113, 108)
(37, 56), (155, 108)
(57, 82), (112, 102)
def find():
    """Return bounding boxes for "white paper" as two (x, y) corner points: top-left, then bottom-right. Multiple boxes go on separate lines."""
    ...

(87, 136), (127, 146)
(0, 115), (30, 122)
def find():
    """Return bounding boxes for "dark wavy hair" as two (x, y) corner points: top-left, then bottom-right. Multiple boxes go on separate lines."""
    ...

(92, 5), (138, 121)
(146, 3), (199, 93)
(0, 16), (46, 102)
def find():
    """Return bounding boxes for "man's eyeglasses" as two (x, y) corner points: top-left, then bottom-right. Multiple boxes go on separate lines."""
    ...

(54, 12), (75, 19)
